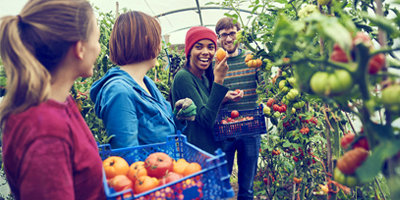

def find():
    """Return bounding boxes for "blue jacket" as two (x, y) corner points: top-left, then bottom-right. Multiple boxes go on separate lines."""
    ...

(90, 67), (186, 149)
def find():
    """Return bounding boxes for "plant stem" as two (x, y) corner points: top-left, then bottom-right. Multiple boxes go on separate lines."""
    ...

(375, 177), (386, 200)
(324, 104), (333, 176)
(344, 112), (357, 135)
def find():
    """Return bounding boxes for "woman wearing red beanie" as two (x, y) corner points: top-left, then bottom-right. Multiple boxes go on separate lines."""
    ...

(170, 26), (229, 154)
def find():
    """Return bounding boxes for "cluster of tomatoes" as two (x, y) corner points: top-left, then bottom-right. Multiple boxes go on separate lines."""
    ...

(299, 127), (310, 134)
(244, 54), (263, 68)
(263, 98), (294, 119)
(293, 177), (302, 184)
(334, 129), (370, 187)
(331, 32), (385, 74)
(272, 104), (287, 113)
(102, 152), (203, 199)
(272, 149), (281, 155)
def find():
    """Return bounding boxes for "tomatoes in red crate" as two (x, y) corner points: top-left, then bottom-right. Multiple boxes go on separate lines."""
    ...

(231, 110), (239, 118)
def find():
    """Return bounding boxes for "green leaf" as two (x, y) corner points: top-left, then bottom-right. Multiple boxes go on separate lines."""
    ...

(283, 161), (294, 172)
(356, 140), (400, 183)
(361, 12), (400, 38)
(319, 17), (352, 51)
(387, 55), (400, 68)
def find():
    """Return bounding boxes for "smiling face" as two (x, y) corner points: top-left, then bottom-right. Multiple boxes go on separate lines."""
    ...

(188, 39), (216, 77)
(218, 26), (239, 54)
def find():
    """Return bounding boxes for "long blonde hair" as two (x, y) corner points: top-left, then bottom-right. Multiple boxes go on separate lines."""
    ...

(0, 0), (94, 125)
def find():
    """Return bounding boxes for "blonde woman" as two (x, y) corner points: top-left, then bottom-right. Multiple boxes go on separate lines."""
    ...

(0, 0), (105, 199)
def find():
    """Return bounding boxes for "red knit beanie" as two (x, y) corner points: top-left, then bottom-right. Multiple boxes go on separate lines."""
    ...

(185, 26), (218, 59)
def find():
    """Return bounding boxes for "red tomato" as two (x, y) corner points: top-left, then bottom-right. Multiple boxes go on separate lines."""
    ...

(144, 152), (174, 179)
(278, 107), (284, 113)
(221, 120), (228, 124)
(331, 47), (349, 63)
(266, 98), (275, 107)
(273, 104), (279, 111)
(281, 105), (287, 112)
(353, 137), (370, 151)
(231, 110), (240, 118)
(227, 117), (235, 123)
(352, 32), (373, 48)
(340, 133), (355, 150)
(108, 175), (133, 192)
(158, 172), (183, 186)
(235, 89), (241, 94)
(337, 147), (368, 175)
(368, 53), (385, 74)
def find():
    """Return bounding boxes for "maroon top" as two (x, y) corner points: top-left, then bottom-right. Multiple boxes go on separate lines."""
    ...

(2, 95), (106, 200)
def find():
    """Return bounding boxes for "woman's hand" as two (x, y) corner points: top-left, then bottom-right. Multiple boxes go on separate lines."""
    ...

(213, 55), (229, 85)
(222, 90), (244, 103)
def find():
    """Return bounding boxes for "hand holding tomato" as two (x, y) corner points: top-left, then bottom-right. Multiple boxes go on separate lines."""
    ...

(213, 53), (229, 85)
(223, 90), (243, 103)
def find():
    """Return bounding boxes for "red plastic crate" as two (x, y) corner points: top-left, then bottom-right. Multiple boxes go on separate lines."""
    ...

(213, 104), (267, 141)
(99, 131), (234, 200)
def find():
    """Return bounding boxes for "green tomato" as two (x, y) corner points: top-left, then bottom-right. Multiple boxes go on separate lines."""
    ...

(273, 112), (281, 118)
(310, 71), (329, 95)
(381, 85), (400, 113)
(298, 4), (319, 18)
(334, 167), (361, 187)
(293, 101), (305, 109)
(263, 106), (271, 115)
(328, 69), (354, 95)
(312, 169), (318, 176)
(279, 80), (287, 90)
(345, 175), (360, 187)
(236, 30), (244, 43)
(291, 108), (296, 114)
(282, 71), (288, 77)
(282, 97), (290, 105)
(286, 89), (299, 101)
(281, 86), (290, 94)
(288, 77), (296, 86)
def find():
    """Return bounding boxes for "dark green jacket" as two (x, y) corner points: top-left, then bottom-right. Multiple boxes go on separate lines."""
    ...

(171, 68), (229, 154)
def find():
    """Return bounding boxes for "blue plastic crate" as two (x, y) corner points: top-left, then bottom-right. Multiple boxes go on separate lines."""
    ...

(99, 131), (234, 200)
(213, 104), (267, 141)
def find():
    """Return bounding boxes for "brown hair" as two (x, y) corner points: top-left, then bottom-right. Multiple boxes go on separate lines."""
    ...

(0, 0), (94, 125)
(109, 11), (162, 66)
(215, 17), (241, 35)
